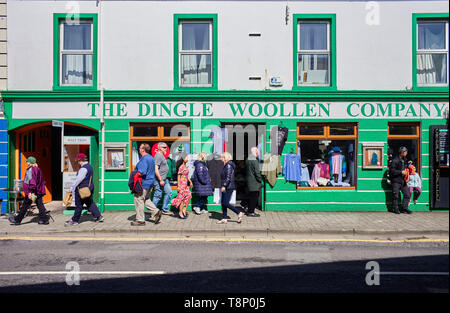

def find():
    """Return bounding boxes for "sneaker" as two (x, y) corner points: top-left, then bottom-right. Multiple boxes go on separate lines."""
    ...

(200, 209), (208, 214)
(94, 216), (104, 223)
(154, 210), (162, 224)
(131, 220), (146, 226)
(64, 220), (79, 227)
(247, 213), (260, 217)
(193, 207), (201, 215)
(8, 216), (20, 225)
(401, 209), (413, 214)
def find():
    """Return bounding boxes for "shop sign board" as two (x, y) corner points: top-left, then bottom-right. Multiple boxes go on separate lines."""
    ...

(12, 101), (449, 119)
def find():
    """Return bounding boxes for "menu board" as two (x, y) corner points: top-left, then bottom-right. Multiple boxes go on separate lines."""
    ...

(439, 129), (449, 167)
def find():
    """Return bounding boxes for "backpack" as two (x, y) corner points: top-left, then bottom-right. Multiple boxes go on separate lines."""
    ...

(128, 168), (143, 194)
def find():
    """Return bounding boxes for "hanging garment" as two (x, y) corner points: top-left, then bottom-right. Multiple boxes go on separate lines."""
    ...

(329, 147), (346, 184)
(317, 162), (330, 179)
(270, 126), (289, 155)
(300, 163), (310, 182)
(186, 154), (198, 178)
(207, 154), (224, 189)
(210, 126), (228, 154)
(261, 154), (281, 187)
(309, 163), (321, 187)
(282, 154), (302, 183)
(344, 143), (354, 186)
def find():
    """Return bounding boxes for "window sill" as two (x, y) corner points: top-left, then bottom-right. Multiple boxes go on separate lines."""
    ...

(292, 86), (337, 92)
(53, 85), (97, 92)
(297, 187), (356, 190)
(412, 86), (449, 92)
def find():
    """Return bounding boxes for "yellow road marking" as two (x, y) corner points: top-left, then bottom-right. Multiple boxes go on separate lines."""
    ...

(0, 236), (448, 244)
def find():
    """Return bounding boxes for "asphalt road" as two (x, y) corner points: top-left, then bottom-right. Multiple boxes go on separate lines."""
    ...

(0, 239), (448, 294)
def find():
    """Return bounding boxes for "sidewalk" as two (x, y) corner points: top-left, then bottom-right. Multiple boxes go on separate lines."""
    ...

(0, 202), (448, 240)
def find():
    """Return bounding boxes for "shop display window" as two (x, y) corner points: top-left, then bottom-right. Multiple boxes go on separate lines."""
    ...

(130, 123), (191, 187)
(297, 123), (357, 189)
(387, 122), (421, 174)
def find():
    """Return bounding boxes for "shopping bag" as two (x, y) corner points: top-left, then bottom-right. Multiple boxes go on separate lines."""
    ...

(63, 191), (73, 207)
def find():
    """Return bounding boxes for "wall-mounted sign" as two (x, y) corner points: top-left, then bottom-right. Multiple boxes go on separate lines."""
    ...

(269, 77), (283, 87)
(12, 101), (448, 120)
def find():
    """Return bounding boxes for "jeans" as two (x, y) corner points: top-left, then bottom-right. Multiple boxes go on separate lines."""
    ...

(15, 195), (47, 223)
(392, 182), (411, 211)
(72, 190), (101, 223)
(195, 196), (208, 210)
(221, 189), (240, 219)
(153, 178), (172, 212)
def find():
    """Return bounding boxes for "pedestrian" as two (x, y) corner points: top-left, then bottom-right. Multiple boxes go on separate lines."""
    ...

(64, 153), (104, 226)
(217, 152), (244, 224)
(171, 153), (192, 219)
(152, 142), (173, 215)
(389, 146), (412, 214)
(407, 161), (422, 205)
(192, 152), (213, 215)
(245, 147), (263, 217)
(9, 157), (50, 225)
(131, 143), (161, 226)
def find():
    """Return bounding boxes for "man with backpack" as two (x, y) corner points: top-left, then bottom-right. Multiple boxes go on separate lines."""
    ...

(131, 143), (162, 226)
(389, 146), (412, 214)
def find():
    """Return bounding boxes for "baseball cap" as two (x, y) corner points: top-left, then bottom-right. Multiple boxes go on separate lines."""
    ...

(25, 156), (37, 164)
(75, 153), (87, 161)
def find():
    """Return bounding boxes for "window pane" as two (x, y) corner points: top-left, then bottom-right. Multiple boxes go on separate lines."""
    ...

(164, 125), (189, 137)
(299, 23), (328, 50)
(388, 139), (419, 170)
(61, 54), (93, 85)
(182, 23), (210, 51)
(299, 125), (324, 136)
(181, 54), (212, 85)
(417, 53), (447, 85)
(63, 23), (91, 50)
(329, 125), (355, 136)
(418, 22), (446, 50)
(133, 126), (158, 137)
(389, 124), (418, 136)
(298, 54), (329, 84)
(298, 140), (356, 187)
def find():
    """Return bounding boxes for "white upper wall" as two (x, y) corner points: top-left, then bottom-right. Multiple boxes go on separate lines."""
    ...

(6, 0), (450, 91)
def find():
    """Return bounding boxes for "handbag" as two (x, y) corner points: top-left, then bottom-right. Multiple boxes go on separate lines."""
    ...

(78, 176), (92, 199)
(63, 191), (73, 207)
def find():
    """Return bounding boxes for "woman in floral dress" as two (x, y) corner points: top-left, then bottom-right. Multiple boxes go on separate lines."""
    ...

(171, 154), (192, 219)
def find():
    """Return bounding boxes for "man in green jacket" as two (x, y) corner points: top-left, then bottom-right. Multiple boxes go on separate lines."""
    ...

(245, 147), (263, 217)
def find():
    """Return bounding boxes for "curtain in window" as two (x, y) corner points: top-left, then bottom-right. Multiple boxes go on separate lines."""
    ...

(417, 22), (447, 85)
(181, 23), (211, 85)
(62, 23), (93, 85)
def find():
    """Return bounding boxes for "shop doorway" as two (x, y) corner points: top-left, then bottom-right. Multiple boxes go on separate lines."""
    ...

(13, 122), (98, 204)
(221, 123), (266, 211)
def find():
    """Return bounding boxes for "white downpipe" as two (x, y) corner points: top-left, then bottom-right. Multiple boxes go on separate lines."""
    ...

(98, 0), (105, 211)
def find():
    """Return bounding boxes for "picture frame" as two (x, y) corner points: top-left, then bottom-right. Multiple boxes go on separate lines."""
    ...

(105, 146), (126, 170)
(362, 143), (384, 170)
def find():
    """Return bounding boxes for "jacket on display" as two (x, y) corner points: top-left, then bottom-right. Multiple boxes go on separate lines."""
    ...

(261, 154), (282, 187)
(270, 126), (289, 155)
(283, 154), (302, 183)
(206, 154), (224, 189)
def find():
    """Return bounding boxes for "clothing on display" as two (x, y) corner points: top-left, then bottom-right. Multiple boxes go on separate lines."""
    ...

(261, 154), (282, 187)
(328, 147), (347, 184)
(270, 126), (289, 155)
(344, 143), (354, 186)
(309, 161), (330, 187)
(210, 126), (228, 154)
(283, 154), (302, 183)
(207, 154), (224, 189)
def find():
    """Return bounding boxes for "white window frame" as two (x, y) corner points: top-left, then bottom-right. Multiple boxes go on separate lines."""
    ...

(297, 20), (331, 86)
(59, 20), (94, 87)
(179, 20), (213, 87)
(416, 19), (449, 87)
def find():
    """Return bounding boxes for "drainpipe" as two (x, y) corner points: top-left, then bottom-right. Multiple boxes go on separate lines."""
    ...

(97, 0), (105, 212)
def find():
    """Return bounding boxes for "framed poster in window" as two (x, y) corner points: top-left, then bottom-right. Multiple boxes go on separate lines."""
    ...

(362, 143), (384, 169)
(105, 146), (126, 170)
